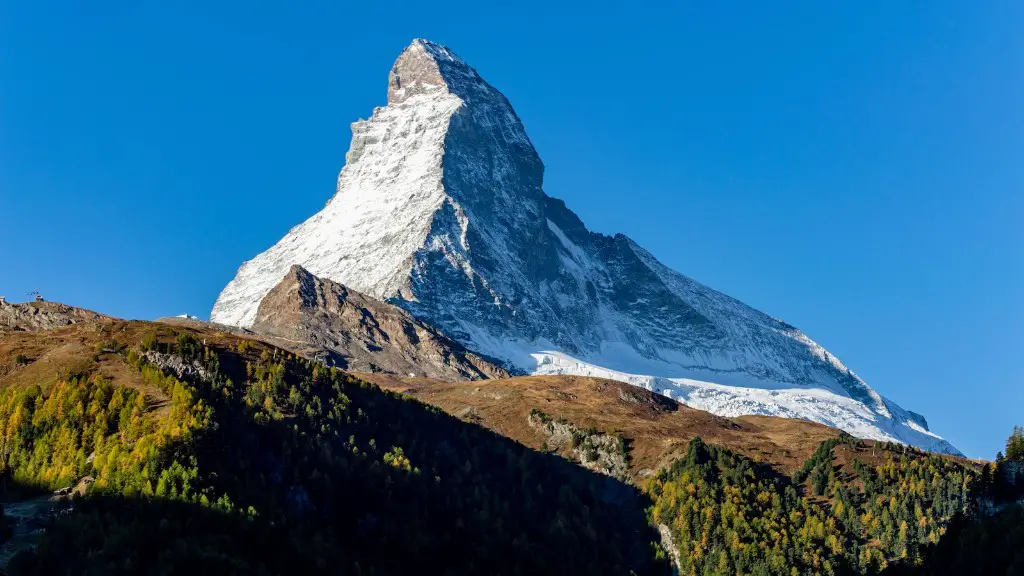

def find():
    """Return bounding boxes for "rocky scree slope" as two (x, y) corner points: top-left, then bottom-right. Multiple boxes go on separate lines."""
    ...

(212, 39), (958, 455)
(251, 265), (509, 380)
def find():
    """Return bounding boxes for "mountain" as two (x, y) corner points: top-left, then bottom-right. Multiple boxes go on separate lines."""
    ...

(251, 264), (509, 380)
(211, 39), (958, 455)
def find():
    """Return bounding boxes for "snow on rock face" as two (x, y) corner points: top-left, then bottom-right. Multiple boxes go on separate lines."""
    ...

(212, 41), (462, 328)
(211, 39), (961, 456)
(530, 351), (956, 455)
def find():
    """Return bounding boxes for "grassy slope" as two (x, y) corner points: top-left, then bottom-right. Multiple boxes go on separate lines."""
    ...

(362, 372), (884, 480)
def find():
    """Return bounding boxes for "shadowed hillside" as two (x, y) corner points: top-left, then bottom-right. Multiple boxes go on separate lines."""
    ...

(365, 373), (981, 574)
(0, 319), (667, 574)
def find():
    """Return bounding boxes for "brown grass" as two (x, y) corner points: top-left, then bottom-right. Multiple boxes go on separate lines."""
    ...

(0, 320), (272, 419)
(359, 372), (848, 483)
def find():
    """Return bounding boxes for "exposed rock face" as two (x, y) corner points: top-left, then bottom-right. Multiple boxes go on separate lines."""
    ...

(251, 265), (509, 380)
(0, 300), (108, 332)
(212, 39), (959, 455)
(142, 351), (214, 384)
(527, 409), (630, 480)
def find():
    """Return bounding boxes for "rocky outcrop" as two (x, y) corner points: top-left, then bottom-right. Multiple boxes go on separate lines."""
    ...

(657, 523), (682, 575)
(528, 409), (630, 480)
(0, 300), (108, 332)
(251, 265), (509, 381)
(142, 351), (214, 384)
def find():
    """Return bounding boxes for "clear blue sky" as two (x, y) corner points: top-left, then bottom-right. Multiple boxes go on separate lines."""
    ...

(1, 1), (1020, 459)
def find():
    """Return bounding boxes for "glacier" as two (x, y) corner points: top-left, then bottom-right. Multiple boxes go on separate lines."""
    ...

(211, 39), (960, 455)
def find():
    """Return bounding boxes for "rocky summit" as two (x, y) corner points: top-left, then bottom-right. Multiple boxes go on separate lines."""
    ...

(1, 298), (109, 332)
(212, 39), (959, 455)
(252, 265), (509, 381)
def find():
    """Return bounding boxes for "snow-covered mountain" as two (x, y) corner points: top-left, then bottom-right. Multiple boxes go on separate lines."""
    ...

(212, 39), (959, 455)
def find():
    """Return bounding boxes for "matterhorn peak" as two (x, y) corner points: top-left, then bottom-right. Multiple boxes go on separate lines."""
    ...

(213, 37), (543, 329)
(387, 39), (478, 104)
(212, 40), (960, 455)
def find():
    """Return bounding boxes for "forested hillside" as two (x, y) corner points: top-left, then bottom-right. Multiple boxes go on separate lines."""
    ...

(647, 436), (974, 575)
(883, 428), (1024, 575)
(0, 322), (666, 574)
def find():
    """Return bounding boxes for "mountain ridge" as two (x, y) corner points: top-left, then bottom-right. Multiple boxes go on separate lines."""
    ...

(1, 298), (110, 332)
(211, 39), (959, 455)
(252, 264), (510, 380)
